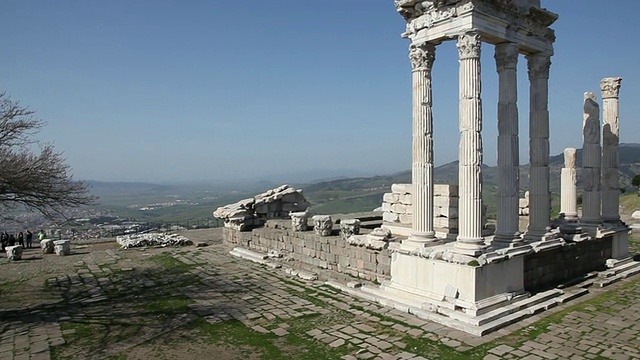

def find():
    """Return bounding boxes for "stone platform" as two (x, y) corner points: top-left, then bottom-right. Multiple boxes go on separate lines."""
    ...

(223, 222), (636, 335)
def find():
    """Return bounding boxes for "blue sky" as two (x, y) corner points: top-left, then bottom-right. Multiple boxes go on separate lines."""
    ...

(1, 1), (639, 183)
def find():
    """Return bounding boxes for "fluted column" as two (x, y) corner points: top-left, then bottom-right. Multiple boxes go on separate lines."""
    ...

(524, 54), (551, 240)
(581, 92), (601, 224)
(560, 148), (578, 220)
(405, 42), (437, 244)
(454, 32), (485, 256)
(493, 43), (521, 245)
(600, 77), (623, 223)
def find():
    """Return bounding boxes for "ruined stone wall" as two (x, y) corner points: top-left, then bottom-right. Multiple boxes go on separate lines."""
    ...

(222, 225), (392, 282)
(524, 237), (612, 292)
(382, 183), (460, 231)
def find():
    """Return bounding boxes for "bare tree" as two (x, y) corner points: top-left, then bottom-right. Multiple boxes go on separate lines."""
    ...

(0, 92), (96, 219)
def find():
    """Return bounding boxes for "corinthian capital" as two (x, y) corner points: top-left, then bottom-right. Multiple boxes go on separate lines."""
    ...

(495, 43), (519, 72)
(457, 32), (481, 60)
(600, 77), (622, 99)
(409, 42), (436, 71)
(526, 53), (551, 79)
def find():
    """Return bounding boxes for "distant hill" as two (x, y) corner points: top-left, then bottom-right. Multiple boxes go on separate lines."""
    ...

(87, 181), (174, 198)
(302, 143), (640, 215)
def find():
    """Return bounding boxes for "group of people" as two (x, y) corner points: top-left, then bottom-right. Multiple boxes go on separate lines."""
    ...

(0, 230), (46, 251)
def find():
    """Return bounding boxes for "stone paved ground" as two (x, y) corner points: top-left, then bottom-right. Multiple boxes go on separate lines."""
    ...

(1, 229), (639, 359)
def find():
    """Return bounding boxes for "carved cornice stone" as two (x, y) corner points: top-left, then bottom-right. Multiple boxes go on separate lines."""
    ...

(397, 0), (556, 46)
(526, 53), (551, 79)
(495, 43), (519, 71)
(600, 77), (622, 99)
(457, 32), (481, 60)
(409, 42), (436, 71)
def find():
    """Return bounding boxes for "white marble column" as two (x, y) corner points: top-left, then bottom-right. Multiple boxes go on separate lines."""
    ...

(524, 54), (551, 240)
(454, 32), (485, 256)
(600, 77), (623, 223)
(493, 43), (521, 245)
(560, 148), (578, 220)
(581, 92), (601, 224)
(406, 42), (437, 244)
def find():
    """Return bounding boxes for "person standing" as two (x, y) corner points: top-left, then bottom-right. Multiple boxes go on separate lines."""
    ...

(38, 230), (46, 243)
(17, 231), (24, 247)
(25, 230), (33, 248)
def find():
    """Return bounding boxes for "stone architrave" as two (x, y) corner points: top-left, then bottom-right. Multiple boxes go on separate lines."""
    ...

(54, 240), (71, 256)
(454, 32), (486, 256)
(290, 211), (308, 231)
(581, 92), (602, 224)
(600, 77), (623, 223)
(560, 148), (578, 220)
(406, 41), (437, 245)
(340, 219), (361, 240)
(493, 42), (521, 244)
(40, 239), (54, 254)
(524, 53), (552, 240)
(312, 215), (333, 237)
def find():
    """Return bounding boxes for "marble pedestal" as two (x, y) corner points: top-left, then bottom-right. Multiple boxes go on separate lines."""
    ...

(604, 224), (630, 260)
(387, 250), (524, 309)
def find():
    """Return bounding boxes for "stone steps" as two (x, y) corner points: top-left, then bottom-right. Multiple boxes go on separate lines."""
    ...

(472, 289), (562, 326)
(229, 247), (283, 270)
(604, 258), (640, 277)
(325, 280), (570, 336)
(556, 288), (589, 304)
(595, 259), (640, 287)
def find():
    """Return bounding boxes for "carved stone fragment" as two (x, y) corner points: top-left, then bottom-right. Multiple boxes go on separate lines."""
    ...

(339, 219), (361, 240)
(312, 215), (333, 237)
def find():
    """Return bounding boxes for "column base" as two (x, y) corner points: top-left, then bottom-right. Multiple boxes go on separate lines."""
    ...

(580, 217), (602, 225)
(559, 213), (579, 221)
(602, 216), (622, 226)
(523, 229), (547, 242)
(492, 232), (523, 247)
(403, 231), (437, 248)
(453, 237), (486, 257)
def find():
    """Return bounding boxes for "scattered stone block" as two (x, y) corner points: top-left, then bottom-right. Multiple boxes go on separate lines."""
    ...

(214, 185), (310, 230)
(40, 239), (54, 254)
(54, 240), (71, 256)
(116, 233), (192, 249)
(5, 245), (23, 261)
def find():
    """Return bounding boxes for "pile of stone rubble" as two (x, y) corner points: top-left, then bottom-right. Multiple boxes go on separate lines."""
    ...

(116, 233), (193, 249)
(213, 184), (310, 231)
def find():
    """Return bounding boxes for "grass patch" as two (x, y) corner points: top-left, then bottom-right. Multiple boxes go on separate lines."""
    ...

(146, 297), (193, 314)
(149, 252), (200, 271)
(191, 317), (354, 359)
(0, 279), (24, 297)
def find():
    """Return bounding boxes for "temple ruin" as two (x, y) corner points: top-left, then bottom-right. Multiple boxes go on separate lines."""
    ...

(216, 0), (634, 336)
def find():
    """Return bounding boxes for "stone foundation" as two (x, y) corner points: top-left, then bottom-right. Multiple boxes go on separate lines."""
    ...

(223, 221), (391, 282)
(524, 236), (612, 292)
